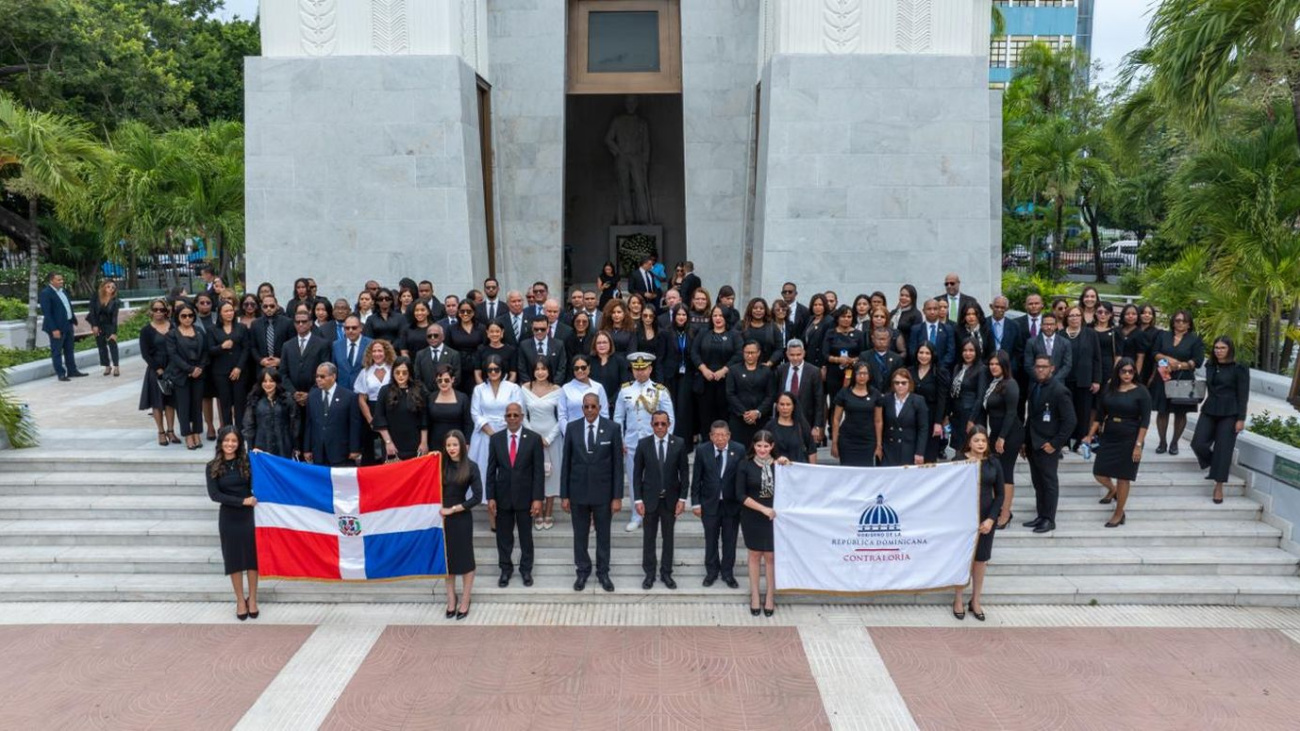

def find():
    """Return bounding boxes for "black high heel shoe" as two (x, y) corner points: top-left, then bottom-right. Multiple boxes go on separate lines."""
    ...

(750, 601), (761, 617)
(952, 602), (965, 620)
(446, 594), (458, 619)
(1104, 513), (1126, 528)
(455, 606), (470, 620)
(967, 601), (985, 622)
(764, 606), (775, 617)
(236, 603), (248, 621)
(1155, 444), (1167, 454)
(1168, 443), (1179, 456)
(1099, 492), (1116, 505)
(996, 512), (1013, 530)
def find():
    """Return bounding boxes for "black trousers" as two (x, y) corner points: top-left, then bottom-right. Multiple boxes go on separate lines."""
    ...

(570, 502), (612, 578)
(641, 499), (677, 578)
(1069, 384), (1095, 443)
(697, 380), (728, 439)
(702, 502), (741, 579)
(213, 372), (248, 430)
(49, 332), (78, 378)
(1192, 415), (1238, 483)
(360, 400), (381, 465)
(1027, 447), (1062, 522)
(495, 503), (534, 573)
(95, 333), (119, 367)
(173, 377), (204, 436)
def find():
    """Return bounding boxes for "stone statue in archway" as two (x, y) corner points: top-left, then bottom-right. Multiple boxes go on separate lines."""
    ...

(605, 95), (654, 225)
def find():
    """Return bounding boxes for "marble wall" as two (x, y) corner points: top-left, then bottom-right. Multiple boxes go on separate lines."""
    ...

(244, 55), (488, 301)
(752, 53), (999, 305)
(485, 0), (567, 294)
(680, 0), (762, 297)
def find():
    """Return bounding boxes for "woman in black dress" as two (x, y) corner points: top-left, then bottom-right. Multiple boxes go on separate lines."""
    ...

(363, 287), (408, 348)
(881, 369), (930, 466)
(565, 311), (595, 361)
(1136, 304), (1161, 387)
(446, 301), (486, 394)
(738, 298), (779, 367)
(207, 426), (258, 620)
(955, 305), (988, 362)
(209, 301), (250, 431)
(1116, 304), (1146, 377)
(663, 306), (695, 441)
(1150, 309), (1204, 455)
(969, 351), (1022, 529)
(1078, 286), (1101, 328)
(890, 284), (922, 355)
(167, 302), (211, 450)
(399, 301), (436, 358)
(242, 368), (297, 457)
(910, 342), (950, 462)
(952, 427), (1003, 622)
(588, 331), (629, 418)
(1192, 337), (1250, 505)
(691, 306), (741, 438)
(687, 287), (714, 333)
(311, 300), (336, 344)
(1062, 306), (1103, 450)
(89, 279), (122, 376)
(373, 357), (429, 460)
(1083, 358), (1152, 528)
(769, 300), (793, 367)
(822, 306), (864, 400)
(766, 391), (817, 464)
(474, 320), (517, 384)
(1093, 302), (1120, 389)
(832, 362), (883, 467)
(596, 260), (621, 309)
(634, 306), (668, 380)
(726, 340), (775, 447)
(948, 340), (988, 456)
(427, 364), (473, 448)
(801, 293), (832, 357)
(438, 430), (482, 620)
(140, 298), (178, 446)
(738, 430), (787, 617)
(599, 298), (636, 354)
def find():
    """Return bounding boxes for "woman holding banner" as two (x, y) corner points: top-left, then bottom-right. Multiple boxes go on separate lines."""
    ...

(953, 427), (1003, 622)
(438, 430), (481, 620)
(738, 430), (788, 617)
(207, 427), (258, 621)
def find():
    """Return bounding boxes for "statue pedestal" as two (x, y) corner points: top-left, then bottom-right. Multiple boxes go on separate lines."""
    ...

(609, 225), (663, 278)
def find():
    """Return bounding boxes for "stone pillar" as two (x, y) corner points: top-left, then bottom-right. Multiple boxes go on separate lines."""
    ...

(752, 0), (1000, 305)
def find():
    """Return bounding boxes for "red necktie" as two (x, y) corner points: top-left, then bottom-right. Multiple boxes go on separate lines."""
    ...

(790, 365), (800, 394)
(509, 433), (517, 467)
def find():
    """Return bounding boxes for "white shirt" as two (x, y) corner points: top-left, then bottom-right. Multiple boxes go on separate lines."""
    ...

(353, 363), (392, 400)
(784, 362), (804, 392)
(894, 395), (908, 416)
(321, 384), (337, 407)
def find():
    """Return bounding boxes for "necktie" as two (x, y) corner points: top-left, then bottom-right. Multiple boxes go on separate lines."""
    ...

(513, 316), (521, 340)
(949, 297), (958, 322)
(645, 270), (652, 292)
(432, 347), (440, 362)
(790, 365), (800, 394)
(299, 337), (306, 355)
(509, 432), (518, 466)
(717, 449), (725, 478)
(265, 320), (275, 358)
(489, 302), (496, 320)
(587, 423), (595, 453)
(1046, 337), (1053, 357)
(537, 339), (546, 358)
(322, 389), (331, 417)
(658, 438), (666, 467)
(348, 341), (357, 367)
(994, 320), (1003, 347)
(929, 324), (937, 344)
(1030, 318), (1039, 338)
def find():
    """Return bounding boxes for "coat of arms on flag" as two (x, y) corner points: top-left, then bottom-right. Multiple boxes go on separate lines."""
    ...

(250, 452), (448, 580)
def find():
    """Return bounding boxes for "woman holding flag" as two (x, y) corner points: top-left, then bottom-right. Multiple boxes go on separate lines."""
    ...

(207, 426), (259, 621)
(738, 431), (790, 618)
(439, 430), (481, 620)
(952, 427), (1003, 622)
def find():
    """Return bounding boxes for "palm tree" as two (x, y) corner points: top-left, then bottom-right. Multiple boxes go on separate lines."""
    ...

(1147, 0), (1300, 150)
(162, 122), (244, 282)
(0, 92), (106, 348)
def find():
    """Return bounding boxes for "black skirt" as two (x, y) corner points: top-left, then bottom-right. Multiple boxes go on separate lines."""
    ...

(1093, 419), (1141, 481)
(988, 417), (1023, 486)
(138, 369), (172, 412)
(443, 509), (476, 575)
(218, 505), (257, 574)
(741, 500), (774, 552)
(974, 524), (996, 562)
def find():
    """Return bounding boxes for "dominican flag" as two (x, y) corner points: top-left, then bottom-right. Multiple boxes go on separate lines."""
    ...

(250, 452), (447, 580)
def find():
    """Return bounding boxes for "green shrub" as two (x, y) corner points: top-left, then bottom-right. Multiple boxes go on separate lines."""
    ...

(1117, 269), (1146, 297)
(0, 347), (51, 369)
(0, 298), (27, 321)
(1249, 411), (1300, 449)
(0, 264), (77, 289)
(1001, 271), (1074, 311)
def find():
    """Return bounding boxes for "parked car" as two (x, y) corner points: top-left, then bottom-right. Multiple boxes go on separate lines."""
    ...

(1102, 240), (1140, 269)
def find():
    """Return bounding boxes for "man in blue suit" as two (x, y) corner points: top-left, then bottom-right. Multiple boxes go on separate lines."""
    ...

(331, 315), (371, 392)
(909, 298), (956, 370)
(983, 296), (1022, 376)
(39, 272), (86, 381)
(302, 363), (362, 466)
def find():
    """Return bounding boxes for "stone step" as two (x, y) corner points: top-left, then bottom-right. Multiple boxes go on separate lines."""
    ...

(0, 493), (1263, 522)
(0, 517), (1282, 548)
(0, 545), (1292, 578)
(1, 571), (1297, 606)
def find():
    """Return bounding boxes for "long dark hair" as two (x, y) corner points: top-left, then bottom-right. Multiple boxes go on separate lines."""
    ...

(207, 425), (251, 479)
(746, 429), (778, 459)
(386, 356), (426, 412)
(773, 390), (811, 435)
(1107, 357), (1137, 393)
(964, 425), (990, 461)
(442, 429), (473, 486)
(248, 367), (287, 405)
(987, 350), (1011, 396)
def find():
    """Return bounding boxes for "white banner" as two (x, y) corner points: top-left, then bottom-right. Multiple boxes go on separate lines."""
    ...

(774, 461), (980, 595)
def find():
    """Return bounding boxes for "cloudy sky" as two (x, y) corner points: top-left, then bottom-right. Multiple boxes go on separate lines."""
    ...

(217, 0), (1154, 86)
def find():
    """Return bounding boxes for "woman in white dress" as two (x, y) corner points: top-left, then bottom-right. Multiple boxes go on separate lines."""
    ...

(353, 339), (395, 465)
(560, 354), (609, 426)
(521, 359), (567, 530)
(469, 353), (524, 496)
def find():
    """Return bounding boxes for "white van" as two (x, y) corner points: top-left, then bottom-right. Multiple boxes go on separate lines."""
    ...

(1101, 240), (1140, 269)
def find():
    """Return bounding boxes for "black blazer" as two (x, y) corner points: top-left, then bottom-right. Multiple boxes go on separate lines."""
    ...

(485, 427), (545, 510)
(560, 417), (624, 505)
(678, 272), (702, 308)
(690, 440), (744, 514)
(207, 323), (250, 379)
(1201, 362), (1250, 420)
(632, 434), (691, 511)
(516, 337), (568, 384)
(862, 350), (905, 393)
(1062, 328), (1103, 388)
(87, 297), (122, 336)
(1024, 334), (1072, 384)
(413, 345), (462, 390)
(280, 334), (332, 396)
(773, 361), (826, 429)
(249, 315), (294, 361)
(891, 307), (923, 353)
(303, 385), (363, 465)
(880, 395), (929, 466)
(1025, 378), (1076, 452)
(983, 317), (1023, 376)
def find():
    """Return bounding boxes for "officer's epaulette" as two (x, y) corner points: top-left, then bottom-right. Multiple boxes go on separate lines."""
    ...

(655, 383), (667, 390)
(621, 381), (633, 388)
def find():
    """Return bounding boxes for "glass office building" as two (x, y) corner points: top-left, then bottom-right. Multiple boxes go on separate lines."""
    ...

(990, 0), (1095, 87)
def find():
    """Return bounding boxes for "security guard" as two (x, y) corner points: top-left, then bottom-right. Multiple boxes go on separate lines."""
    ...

(614, 352), (674, 531)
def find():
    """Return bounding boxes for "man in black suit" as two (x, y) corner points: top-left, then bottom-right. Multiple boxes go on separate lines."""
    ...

(1023, 312), (1072, 384)
(250, 295), (294, 371)
(475, 277), (503, 323)
(655, 288), (681, 331)
(628, 255), (661, 311)
(864, 328), (905, 393)
(303, 363), (362, 466)
(909, 299), (956, 370)
(413, 323), (462, 390)
(983, 296), (1022, 375)
(500, 290), (527, 346)
(936, 273), (984, 324)
(774, 340), (826, 443)
(632, 410), (690, 590)
(561, 288), (585, 327)
(678, 261), (702, 310)
(486, 403), (544, 587)
(517, 315), (568, 384)
(691, 420), (745, 589)
(1022, 355), (1076, 533)
(582, 290), (602, 330)
(541, 298), (574, 344)
(780, 282), (811, 336)
(524, 281), (548, 321)
(561, 393), (625, 592)
(281, 310), (332, 413)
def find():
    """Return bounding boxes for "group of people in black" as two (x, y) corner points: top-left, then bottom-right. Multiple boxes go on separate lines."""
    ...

(180, 259), (1248, 622)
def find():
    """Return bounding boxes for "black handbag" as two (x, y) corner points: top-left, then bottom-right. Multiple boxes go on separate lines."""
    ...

(157, 372), (175, 396)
